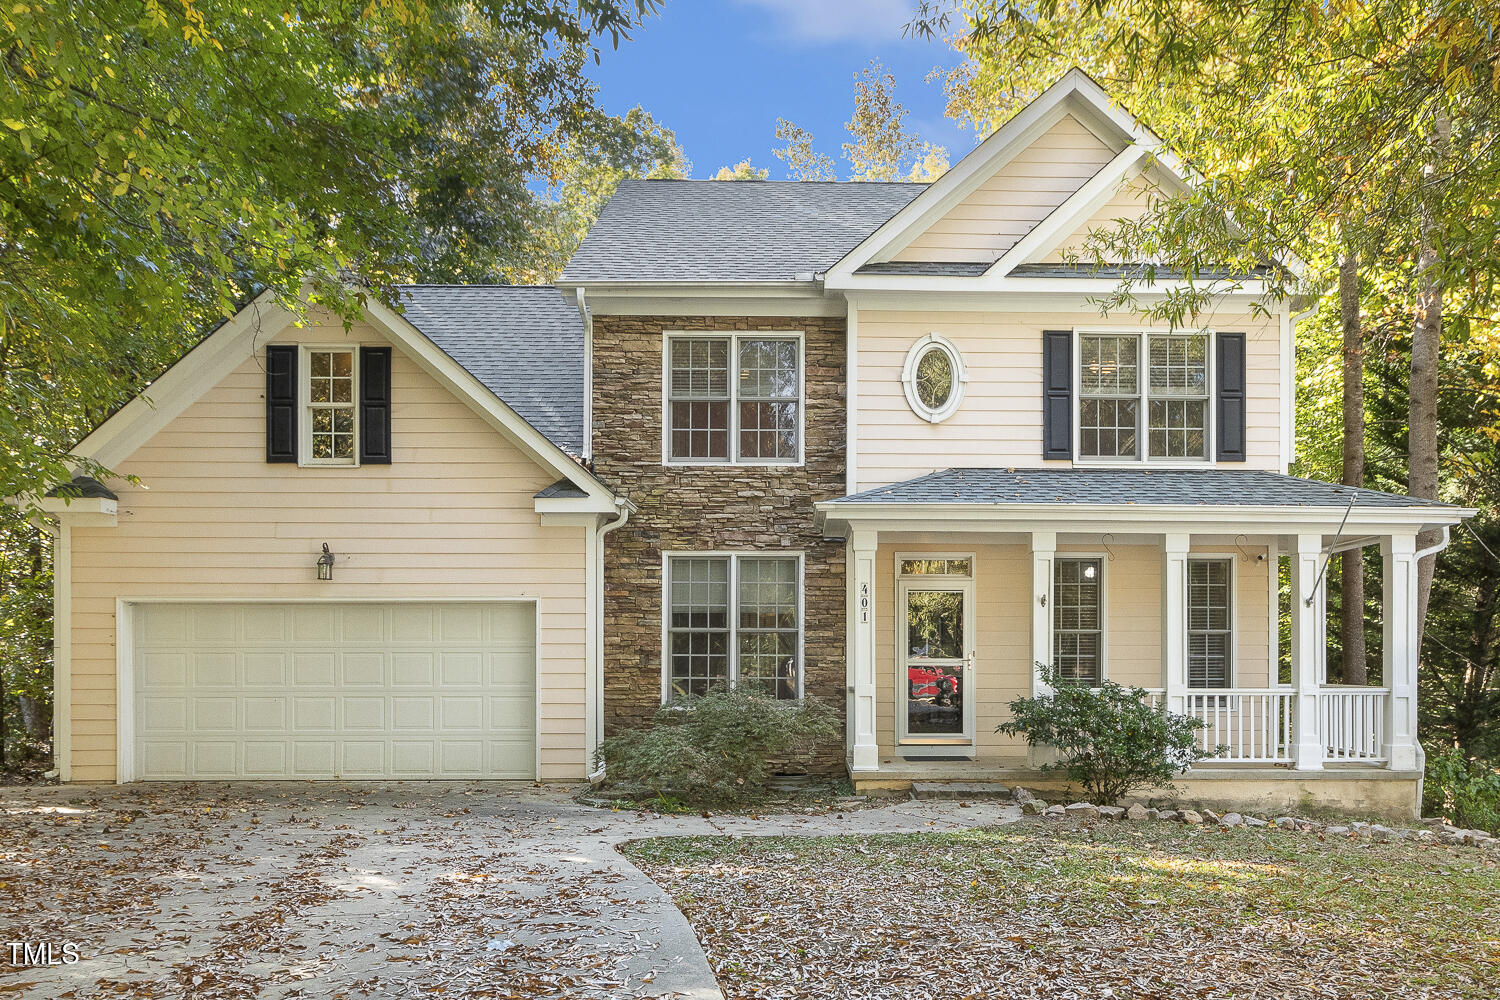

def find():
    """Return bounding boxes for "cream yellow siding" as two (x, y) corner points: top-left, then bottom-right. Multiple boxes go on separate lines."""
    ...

(873, 535), (1275, 761)
(891, 116), (1116, 264)
(1042, 176), (1162, 263)
(66, 312), (590, 782)
(854, 308), (1283, 492)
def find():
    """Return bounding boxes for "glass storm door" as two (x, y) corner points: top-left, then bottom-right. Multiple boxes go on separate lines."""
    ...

(899, 581), (975, 746)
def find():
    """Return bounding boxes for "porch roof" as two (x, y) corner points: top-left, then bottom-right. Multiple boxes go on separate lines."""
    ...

(832, 468), (1455, 509)
(820, 468), (1471, 533)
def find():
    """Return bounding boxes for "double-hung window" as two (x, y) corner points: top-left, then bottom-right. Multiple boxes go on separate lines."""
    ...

(1053, 557), (1103, 685)
(667, 334), (800, 463)
(304, 347), (358, 464)
(1188, 558), (1233, 691)
(1079, 331), (1209, 461)
(666, 554), (801, 700)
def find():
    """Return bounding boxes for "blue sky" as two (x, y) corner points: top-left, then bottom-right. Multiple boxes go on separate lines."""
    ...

(587, 0), (975, 178)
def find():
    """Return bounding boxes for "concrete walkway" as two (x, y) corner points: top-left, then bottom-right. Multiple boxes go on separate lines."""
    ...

(0, 783), (1020, 999)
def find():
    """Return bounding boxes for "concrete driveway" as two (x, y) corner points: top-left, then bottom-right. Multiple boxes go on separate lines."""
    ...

(0, 783), (1018, 999)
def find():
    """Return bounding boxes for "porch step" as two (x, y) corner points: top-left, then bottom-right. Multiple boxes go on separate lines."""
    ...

(910, 781), (1013, 800)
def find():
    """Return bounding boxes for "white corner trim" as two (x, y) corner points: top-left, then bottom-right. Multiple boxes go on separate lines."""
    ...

(53, 522), (73, 782)
(114, 597), (134, 783)
(900, 333), (968, 423)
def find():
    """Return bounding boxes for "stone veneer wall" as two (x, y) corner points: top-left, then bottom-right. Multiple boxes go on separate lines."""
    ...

(592, 314), (847, 767)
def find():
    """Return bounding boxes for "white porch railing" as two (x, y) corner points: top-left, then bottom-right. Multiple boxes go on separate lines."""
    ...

(1318, 687), (1389, 763)
(1142, 687), (1388, 765)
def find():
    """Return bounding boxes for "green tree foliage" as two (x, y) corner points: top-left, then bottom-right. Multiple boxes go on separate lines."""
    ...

(998, 666), (1220, 804)
(713, 159), (770, 181)
(843, 60), (948, 182)
(773, 119), (837, 181)
(1423, 745), (1500, 832)
(596, 690), (840, 804)
(0, 0), (658, 502)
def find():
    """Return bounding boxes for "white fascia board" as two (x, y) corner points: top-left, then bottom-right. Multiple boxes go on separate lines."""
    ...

(73, 290), (296, 468)
(359, 298), (614, 506)
(36, 496), (118, 527)
(556, 281), (844, 318)
(825, 68), (1160, 280)
(535, 496), (618, 516)
(830, 278), (1273, 303)
(814, 500), (1474, 536)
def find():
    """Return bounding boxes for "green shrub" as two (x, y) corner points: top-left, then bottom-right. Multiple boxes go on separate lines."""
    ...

(1424, 745), (1500, 833)
(595, 689), (839, 804)
(997, 665), (1221, 804)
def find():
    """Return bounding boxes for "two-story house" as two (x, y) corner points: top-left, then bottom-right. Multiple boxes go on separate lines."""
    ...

(38, 71), (1470, 816)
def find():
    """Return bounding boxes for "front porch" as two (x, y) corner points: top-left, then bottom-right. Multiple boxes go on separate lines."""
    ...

(816, 469), (1472, 815)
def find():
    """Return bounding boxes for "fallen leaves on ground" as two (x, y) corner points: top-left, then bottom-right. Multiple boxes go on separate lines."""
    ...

(625, 822), (1500, 1000)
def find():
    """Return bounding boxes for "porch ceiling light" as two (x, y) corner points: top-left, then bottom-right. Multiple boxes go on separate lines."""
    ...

(317, 542), (335, 581)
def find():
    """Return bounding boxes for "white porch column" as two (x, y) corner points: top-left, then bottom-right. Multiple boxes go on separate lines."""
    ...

(1382, 534), (1421, 771)
(1161, 532), (1190, 714)
(1029, 531), (1057, 697)
(1290, 532), (1326, 770)
(848, 527), (880, 772)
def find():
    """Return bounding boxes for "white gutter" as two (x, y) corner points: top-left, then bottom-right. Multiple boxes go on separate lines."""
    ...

(587, 497), (631, 783)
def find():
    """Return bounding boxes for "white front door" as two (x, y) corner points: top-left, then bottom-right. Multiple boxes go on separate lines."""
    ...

(897, 578), (976, 749)
(131, 602), (536, 780)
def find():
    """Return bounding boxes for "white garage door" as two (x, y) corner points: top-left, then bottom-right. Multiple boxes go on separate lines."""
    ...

(132, 602), (536, 780)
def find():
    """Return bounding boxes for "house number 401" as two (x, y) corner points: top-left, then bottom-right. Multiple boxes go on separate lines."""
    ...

(859, 582), (870, 624)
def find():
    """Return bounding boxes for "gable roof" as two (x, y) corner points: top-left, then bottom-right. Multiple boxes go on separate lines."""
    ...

(397, 285), (584, 455)
(559, 179), (926, 284)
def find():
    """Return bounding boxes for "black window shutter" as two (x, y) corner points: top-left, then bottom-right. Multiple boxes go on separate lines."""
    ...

(1042, 330), (1073, 460)
(1215, 332), (1247, 462)
(265, 345), (297, 463)
(359, 346), (393, 464)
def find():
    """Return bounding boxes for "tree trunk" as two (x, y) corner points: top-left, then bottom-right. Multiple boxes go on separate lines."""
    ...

(1410, 109), (1450, 654)
(1340, 244), (1367, 684)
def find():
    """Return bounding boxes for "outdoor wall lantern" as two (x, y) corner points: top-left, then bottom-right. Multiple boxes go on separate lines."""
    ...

(317, 542), (335, 581)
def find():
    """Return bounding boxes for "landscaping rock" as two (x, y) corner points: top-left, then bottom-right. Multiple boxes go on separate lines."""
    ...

(1044, 804), (1066, 819)
(1157, 809), (1177, 822)
(1065, 802), (1101, 820)
(1098, 805), (1126, 821)
(1011, 787), (1035, 804)
(1244, 816), (1268, 828)
(1146, 808), (1161, 820)
(1274, 817), (1298, 830)
(1180, 810), (1203, 825)
(1326, 826), (1350, 836)
(1125, 804), (1150, 821)
(1201, 810), (1220, 825)
(1219, 812), (1244, 827)
(1370, 824), (1397, 842)
(1021, 799), (1045, 816)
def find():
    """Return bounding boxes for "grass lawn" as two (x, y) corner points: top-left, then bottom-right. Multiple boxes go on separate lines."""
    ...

(624, 820), (1500, 1000)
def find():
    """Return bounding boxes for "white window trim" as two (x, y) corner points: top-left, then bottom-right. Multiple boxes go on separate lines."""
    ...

(893, 551), (978, 749)
(1052, 552), (1109, 685)
(1072, 327), (1215, 468)
(1186, 552), (1239, 691)
(298, 344), (360, 468)
(659, 551), (806, 702)
(660, 331), (806, 467)
(901, 332), (968, 423)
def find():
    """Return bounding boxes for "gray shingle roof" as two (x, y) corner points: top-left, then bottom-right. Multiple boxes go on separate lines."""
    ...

(856, 261), (991, 277)
(1007, 263), (1276, 280)
(830, 468), (1453, 509)
(533, 479), (589, 499)
(560, 179), (927, 283)
(397, 285), (584, 455)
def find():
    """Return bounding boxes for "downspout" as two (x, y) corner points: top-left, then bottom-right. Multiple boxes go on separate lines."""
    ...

(1414, 525), (1450, 562)
(588, 497), (630, 783)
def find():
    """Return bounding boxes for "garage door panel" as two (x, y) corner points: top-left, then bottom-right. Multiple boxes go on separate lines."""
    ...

(134, 602), (536, 780)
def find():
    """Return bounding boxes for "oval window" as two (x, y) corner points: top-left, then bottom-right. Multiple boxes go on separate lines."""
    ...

(902, 334), (966, 422)
(915, 347), (953, 410)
